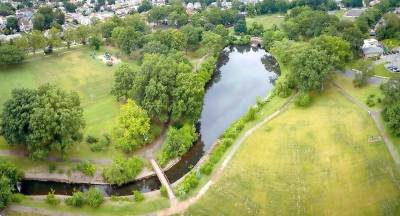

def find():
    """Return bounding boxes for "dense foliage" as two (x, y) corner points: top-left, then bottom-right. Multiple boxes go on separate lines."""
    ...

(65, 191), (85, 207)
(158, 124), (197, 166)
(381, 79), (400, 136)
(86, 187), (104, 208)
(0, 44), (25, 65)
(0, 160), (24, 209)
(0, 85), (85, 160)
(113, 99), (151, 152)
(102, 156), (144, 185)
(376, 13), (400, 41)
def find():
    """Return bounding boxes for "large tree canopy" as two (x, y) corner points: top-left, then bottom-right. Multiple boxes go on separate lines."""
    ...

(382, 79), (400, 137)
(0, 85), (85, 160)
(0, 44), (25, 65)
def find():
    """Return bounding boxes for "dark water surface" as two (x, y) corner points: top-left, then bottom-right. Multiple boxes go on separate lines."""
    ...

(20, 46), (279, 196)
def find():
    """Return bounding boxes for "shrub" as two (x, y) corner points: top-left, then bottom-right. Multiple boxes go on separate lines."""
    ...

(366, 94), (376, 107)
(160, 186), (168, 198)
(76, 161), (96, 177)
(86, 187), (104, 208)
(102, 156), (144, 185)
(175, 172), (199, 198)
(45, 189), (60, 206)
(244, 106), (257, 122)
(65, 191), (85, 207)
(11, 193), (24, 203)
(132, 190), (144, 202)
(90, 134), (111, 152)
(86, 135), (99, 144)
(295, 92), (311, 107)
(159, 124), (197, 166)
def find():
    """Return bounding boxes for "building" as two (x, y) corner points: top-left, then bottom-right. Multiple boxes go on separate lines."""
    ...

(18, 18), (32, 32)
(344, 8), (366, 19)
(362, 39), (384, 59)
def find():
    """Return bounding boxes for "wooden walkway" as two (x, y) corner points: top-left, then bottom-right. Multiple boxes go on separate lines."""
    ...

(150, 159), (178, 206)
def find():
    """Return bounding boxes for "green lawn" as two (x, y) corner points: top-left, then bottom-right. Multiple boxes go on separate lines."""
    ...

(186, 88), (400, 215)
(5, 196), (170, 216)
(246, 14), (284, 29)
(0, 46), (142, 159)
(346, 59), (400, 79)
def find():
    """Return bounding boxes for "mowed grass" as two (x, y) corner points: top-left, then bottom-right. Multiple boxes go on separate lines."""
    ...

(5, 196), (170, 216)
(186, 87), (400, 215)
(0, 47), (140, 158)
(246, 14), (284, 29)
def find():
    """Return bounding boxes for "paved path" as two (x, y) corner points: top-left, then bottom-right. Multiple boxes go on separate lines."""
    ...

(150, 159), (178, 206)
(339, 70), (388, 85)
(333, 82), (400, 166)
(155, 95), (295, 216)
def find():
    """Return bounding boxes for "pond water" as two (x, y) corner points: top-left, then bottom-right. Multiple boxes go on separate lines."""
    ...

(20, 46), (280, 196)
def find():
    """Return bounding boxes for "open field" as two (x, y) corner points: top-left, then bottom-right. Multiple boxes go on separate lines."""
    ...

(186, 87), (400, 215)
(246, 14), (284, 29)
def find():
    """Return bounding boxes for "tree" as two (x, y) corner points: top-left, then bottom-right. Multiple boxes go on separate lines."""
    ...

(63, 28), (76, 48)
(152, 29), (187, 51)
(0, 160), (23, 209)
(262, 29), (286, 50)
(75, 25), (91, 45)
(0, 44), (25, 65)
(159, 124), (197, 164)
(15, 35), (30, 52)
(171, 73), (205, 122)
(138, 0), (152, 13)
(381, 79), (400, 136)
(89, 35), (102, 50)
(376, 13), (400, 40)
(65, 2), (77, 12)
(213, 24), (230, 40)
(111, 64), (137, 100)
(0, 85), (85, 160)
(28, 30), (46, 54)
(54, 9), (65, 25)
(201, 31), (225, 55)
(124, 14), (147, 32)
(342, 0), (363, 7)
(289, 45), (333, 91)
(111, 27), (143, 55)
(6, 16), (19, 33)
(247, 22), (264, 37)
(310, 35), (352, 69)
(0, 3), (15, 16)
(141, 41), (169, 55)
(32, 13), (46, 31)
(181, 25), (203, 49)
(102, 156), (144, 185)
(234, 18), (247, 34)
(114, 100), (151, 152)
(47, 27), (62, 48)
(352, 60), (373, 87)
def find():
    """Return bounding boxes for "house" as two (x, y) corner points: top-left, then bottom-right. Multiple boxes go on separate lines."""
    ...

(15, 8), (34, 20)
(18, 18), (32, 32)
(362, 39), (384, 59)
(0, 33), (21, 42)
(369, 0), (380, 6)
(0, 16), (6, 31)
(193, 2), (202, 10)
(395, 7), (400, 14)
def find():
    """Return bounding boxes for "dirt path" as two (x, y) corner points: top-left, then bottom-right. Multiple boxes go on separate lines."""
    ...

(333, 82), (400, 166)
(154, 95), (295, 216)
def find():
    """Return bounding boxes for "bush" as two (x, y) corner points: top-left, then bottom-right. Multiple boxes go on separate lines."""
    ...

(366, 94), (376, 107)
(65, 191), (85, 207)
(45, 189), (60, 206)
(86, 135), (99, 144)
(102, 156), (144, 185)
(295, 92), (311, 107)
(86, 187), (104, 208)
(76, 161), (96, 176)
(90, 134), (111, 152)
(244, 106), (257, 122)
(11, 193), (24, 203)
(160, 186), (168, 198)
(175, 172), (199, 198)
(132, 190), (144, 202)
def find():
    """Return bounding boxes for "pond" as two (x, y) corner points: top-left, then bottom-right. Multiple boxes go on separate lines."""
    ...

(20, 46), (280, 196)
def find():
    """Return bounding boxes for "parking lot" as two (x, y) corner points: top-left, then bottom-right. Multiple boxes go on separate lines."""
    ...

(375, 52), (400, 73)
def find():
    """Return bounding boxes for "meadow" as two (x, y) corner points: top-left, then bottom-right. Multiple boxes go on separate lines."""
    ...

(186, 87), (400, 215)
(246, 14), (284, 29)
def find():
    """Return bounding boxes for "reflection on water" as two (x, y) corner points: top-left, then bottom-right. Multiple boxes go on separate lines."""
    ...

(20, 46), (279, 196)
(199, 46), (279, 150)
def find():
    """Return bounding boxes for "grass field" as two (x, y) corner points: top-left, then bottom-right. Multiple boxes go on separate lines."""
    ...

(4, 196), (170, 216)
(186, 87), (400, 215)
(246, 14), (284, 29)
(0, 46), (143, 159)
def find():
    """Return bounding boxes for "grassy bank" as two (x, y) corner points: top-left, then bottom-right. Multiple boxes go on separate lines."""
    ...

(186, 87), (400, 215)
